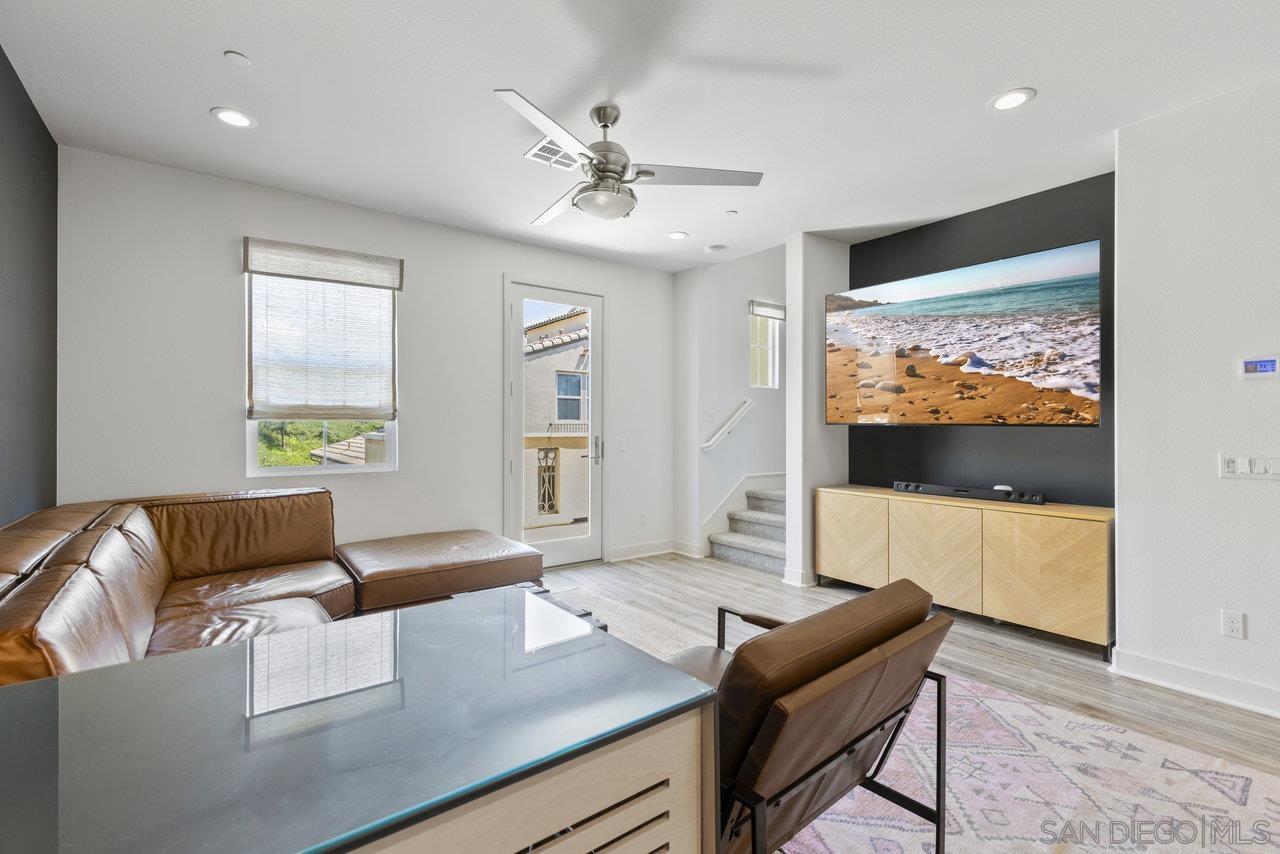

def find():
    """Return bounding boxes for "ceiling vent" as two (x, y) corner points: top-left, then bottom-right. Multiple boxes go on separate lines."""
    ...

(523, 136), (579, 171)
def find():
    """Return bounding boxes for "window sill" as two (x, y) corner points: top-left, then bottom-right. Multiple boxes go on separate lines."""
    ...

(247, 463), (399, 478)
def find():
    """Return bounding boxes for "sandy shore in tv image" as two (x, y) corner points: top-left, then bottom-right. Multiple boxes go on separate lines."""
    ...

(826, 241), (1101, 426)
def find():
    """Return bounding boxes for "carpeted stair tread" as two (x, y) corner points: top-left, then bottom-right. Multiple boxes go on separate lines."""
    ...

(728, 509), (785, 528)
(708, 531), (786, 559)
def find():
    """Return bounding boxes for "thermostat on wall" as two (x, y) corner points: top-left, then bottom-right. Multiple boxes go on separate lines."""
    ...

(1240, 355), (1279, 380)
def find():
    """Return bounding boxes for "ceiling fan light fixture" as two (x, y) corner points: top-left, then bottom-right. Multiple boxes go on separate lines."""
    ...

(572, 183), (637, 220)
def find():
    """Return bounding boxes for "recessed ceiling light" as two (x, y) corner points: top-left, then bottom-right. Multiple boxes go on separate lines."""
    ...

(705, 244), (727, 255)
(210, 107), (257, 128)
(724, 210), (739, 216)
(223, 50), (251, 67)
(989, 87), (1036, 111)
(667, 231), (689, 240)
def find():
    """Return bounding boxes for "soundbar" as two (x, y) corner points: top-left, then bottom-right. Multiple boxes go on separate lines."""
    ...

(893, 481), (1046, 505)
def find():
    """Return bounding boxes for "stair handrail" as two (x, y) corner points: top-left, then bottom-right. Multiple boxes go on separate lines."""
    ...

(701, 398), (755, 452)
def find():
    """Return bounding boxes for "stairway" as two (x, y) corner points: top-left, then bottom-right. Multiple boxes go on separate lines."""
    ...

(709, 489), (786, 576)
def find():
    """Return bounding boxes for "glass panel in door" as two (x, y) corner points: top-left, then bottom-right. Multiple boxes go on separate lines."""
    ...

(518, 297), (599, 564)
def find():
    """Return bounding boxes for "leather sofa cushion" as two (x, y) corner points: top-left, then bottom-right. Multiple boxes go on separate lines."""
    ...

(158, 559), (355, 619)
(3, 501), (115, 536)
(0, 528), (75, 590)
(142, 489), (335, 579)
(337, 529), (543, 610)
(0, 500), (115, 585)
(0, 573), (20, 600)
(715, 579), (933, 786)
(71, 526), (169, 661)
(0, 562), (132, 685)
(146, 598), (331, 657)
(667, 645), (733, 687)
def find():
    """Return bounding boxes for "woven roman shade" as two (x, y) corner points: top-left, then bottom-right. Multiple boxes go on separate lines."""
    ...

(246, 238), (401, 421)
(244, 237), (403, 290)
(748, 299), (786, 321)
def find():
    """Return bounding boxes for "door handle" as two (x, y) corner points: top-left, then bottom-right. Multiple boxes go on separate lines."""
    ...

(593, 435), (604, 465)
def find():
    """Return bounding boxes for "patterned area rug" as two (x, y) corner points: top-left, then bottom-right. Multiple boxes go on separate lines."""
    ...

(549, 582), (1280, 852)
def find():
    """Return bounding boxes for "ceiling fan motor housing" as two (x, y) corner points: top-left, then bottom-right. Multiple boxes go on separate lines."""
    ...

(586, 140), (631, 181)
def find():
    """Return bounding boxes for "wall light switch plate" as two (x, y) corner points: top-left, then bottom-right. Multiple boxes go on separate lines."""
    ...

(1219, 452), (1280, 479)
(1221, 610), (1245, 639)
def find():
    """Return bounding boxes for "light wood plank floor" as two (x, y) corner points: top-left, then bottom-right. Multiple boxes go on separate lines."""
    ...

(547, 553), (1280, 776)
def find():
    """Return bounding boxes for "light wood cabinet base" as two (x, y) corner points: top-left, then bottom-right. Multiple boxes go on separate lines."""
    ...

(888, 500), (982, 612)
(982, 512), (1110, 645)
(816, 485), (1113, 646)
(359, 705), (714, 853)
(815, 492), (888, 587)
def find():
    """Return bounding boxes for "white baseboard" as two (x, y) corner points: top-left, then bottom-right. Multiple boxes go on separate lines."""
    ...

(603, 540), (679, 562)
(671, 540), (706, 558)
(1111, 647), (1280, 719)
(783, 566), (816, 587)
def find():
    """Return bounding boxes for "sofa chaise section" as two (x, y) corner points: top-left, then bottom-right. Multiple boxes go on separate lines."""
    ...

(336, 529), (543, 611)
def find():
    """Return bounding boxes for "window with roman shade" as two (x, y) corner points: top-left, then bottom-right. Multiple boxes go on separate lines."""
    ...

(245, 238), (402, 421)
(749, 299), (784, 389)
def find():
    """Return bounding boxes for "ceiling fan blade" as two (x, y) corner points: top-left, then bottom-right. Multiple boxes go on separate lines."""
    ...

(494, 89), (596, 163)
(632, 164), (763, 186)
(532, 183), (586, 226)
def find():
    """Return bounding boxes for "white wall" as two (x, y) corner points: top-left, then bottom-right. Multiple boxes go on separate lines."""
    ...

(672, 268), (702, 554)
(783, 233), (849, 587)
(1114, 75), (1280, 716)
(57, 148), (676, 553)
(672, 246), (787, 553)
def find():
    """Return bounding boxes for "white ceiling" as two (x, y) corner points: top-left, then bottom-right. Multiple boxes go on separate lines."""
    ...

(4, 1), (1280, 272)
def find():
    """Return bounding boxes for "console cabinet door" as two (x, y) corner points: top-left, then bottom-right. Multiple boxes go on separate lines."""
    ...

(889, 501), (982, 611)
(982, 512), (1110, 644)
(815, 492), (888, 587)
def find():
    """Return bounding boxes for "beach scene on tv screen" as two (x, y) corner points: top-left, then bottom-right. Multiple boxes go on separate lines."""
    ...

(826, 240), (1101, 426)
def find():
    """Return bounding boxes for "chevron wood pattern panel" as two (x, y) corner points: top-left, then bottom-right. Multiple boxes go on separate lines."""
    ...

(816, 492), (888, 587)
(982, 512), (1110, 644)
(889, 501), (982, 611)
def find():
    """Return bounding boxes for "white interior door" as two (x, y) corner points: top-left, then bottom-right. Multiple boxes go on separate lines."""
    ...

(504, 281), (603, 567)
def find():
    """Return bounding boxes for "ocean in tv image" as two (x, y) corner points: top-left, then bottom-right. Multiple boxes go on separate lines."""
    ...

(826, 240), (1101, 426)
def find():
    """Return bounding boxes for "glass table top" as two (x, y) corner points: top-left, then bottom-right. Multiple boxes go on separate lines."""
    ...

(0, 587), (714, 853)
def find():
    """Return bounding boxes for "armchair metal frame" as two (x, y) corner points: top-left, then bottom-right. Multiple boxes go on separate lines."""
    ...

(714, 608), (948, 854)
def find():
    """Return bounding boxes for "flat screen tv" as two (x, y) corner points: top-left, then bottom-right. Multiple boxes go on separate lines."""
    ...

(826, 239), (1101, 426)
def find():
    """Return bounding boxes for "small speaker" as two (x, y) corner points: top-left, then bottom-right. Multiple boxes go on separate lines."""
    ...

(892, 481), (1046, 505)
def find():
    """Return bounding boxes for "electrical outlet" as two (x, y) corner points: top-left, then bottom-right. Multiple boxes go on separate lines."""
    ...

(1221, 610), (1245, 640)
(640, 512), (648, 527)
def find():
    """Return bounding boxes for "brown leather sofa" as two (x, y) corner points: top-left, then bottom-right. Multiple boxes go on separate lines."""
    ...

(668, 579), (953, 854)
(0, 488), (542, 685)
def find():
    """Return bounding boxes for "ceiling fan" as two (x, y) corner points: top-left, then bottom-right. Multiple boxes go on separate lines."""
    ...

(494, 89), (763, 225)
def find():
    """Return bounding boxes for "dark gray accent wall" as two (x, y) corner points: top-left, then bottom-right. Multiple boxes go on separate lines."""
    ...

(0, 44), (57, 524)
(846, 174), (1114, 506)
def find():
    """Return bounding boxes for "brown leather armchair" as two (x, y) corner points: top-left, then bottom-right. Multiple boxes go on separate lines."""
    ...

(667, 579), (952, 854)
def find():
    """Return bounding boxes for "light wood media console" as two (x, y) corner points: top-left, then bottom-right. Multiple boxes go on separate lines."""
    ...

(815, 485), (1114, 649)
